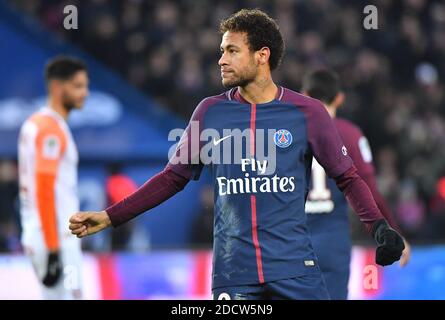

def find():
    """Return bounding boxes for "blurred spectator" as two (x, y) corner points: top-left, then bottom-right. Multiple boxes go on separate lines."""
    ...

(0, 160), (20, 252)
(191, 185), (214, 248)
(396, 179), (426, 239)
(106, 163), (138, 251)
(424, 177), (445, 241)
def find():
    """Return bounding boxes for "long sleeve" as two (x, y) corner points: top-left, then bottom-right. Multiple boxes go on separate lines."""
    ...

(34, 118), (67, 251)
(106, 167), (190, 227)
(335, 166), (384, 232)
(296, 98), (384, 233)
(335, 119), (401, 233)
(360, 172), (400, 232)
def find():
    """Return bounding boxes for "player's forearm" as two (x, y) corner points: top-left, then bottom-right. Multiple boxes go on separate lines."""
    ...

(36, 173), (59, 251)
(105, 167), (190, 227)
(361, 172), (401, 233)
(334, 165), (384, 233)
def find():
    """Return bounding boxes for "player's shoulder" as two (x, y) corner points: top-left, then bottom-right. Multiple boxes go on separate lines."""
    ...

(281, 87), (324, 109)
(191, 91), (231, 120)
(334, 118), (363, 137)
(25, 109), (66, 137)
(200, 91), (231, 106)
(280, 86), (331, 124)
(21, 110), (47, 131)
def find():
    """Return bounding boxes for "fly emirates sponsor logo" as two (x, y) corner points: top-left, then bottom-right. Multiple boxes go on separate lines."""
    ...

(216, 158), (295, 196)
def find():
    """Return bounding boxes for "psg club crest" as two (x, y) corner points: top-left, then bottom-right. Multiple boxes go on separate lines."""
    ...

(274, 129), (293, 148)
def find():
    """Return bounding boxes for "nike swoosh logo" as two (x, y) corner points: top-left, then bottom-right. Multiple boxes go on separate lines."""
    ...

(213, 135), (232, 146)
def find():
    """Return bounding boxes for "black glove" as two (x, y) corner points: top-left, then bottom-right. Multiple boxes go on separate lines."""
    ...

(42, 251), (62, 287)
(371, 219), (405, 266)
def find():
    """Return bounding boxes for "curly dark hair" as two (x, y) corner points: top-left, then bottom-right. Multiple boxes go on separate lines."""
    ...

(219, 9), (285, 71)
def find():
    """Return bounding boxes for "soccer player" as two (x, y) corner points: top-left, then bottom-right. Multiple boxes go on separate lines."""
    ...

(18, 56), (88, 299)
(69, 9), (404, 300)
(302, 69), (411, 300)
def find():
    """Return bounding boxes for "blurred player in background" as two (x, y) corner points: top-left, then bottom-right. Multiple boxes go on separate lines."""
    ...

(69, 9), (404, 300)
(18, 56), (88, 299)
(105, 163), (138, 250)
(302, 69), (411, 299)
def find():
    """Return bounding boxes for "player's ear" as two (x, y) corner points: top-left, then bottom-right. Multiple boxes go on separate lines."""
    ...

(48, 80), (56, 94)
(256, 47), (270, 66)
(48, 79), (62, 95)
(333, 92), (345, 109)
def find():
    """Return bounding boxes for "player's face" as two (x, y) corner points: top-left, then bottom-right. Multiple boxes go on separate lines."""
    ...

(218, 31), (258, 88)
(60, 70), (89, 111)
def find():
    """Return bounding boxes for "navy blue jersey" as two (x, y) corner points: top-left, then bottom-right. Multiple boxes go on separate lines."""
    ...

(167, 87), (353, 289)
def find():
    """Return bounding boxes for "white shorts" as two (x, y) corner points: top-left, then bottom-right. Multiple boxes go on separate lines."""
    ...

(23, 233), (83, 300)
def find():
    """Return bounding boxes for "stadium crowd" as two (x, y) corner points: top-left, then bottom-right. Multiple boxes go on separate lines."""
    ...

(2, 0), (445, 250)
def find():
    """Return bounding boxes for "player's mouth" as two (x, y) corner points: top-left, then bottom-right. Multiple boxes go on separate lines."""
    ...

(221, 70), (234, 77)
(76, 99), (86, 107)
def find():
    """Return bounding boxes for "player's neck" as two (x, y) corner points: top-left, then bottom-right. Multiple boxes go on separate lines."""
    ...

(48, 98), (69, 120)
(238, 76), (278, 104)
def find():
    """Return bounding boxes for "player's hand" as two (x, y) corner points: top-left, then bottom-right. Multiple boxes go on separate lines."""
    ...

(42, 250), (62, 287)
(69, 211), (111, 238)
(371, 219), (405, 266)
(399, 238), (411, 267)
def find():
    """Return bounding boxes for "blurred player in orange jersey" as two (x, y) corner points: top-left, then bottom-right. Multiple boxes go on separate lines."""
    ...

(18, 56), (88, 299)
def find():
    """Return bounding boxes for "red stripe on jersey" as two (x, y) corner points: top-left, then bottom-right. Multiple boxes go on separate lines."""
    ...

(250, 103), (264, 283)
(250, 104), (256, 156)
(249, 103), (264, 283)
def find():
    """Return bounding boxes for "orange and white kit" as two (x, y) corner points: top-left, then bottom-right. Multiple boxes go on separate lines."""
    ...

(18, 107), (82, 299)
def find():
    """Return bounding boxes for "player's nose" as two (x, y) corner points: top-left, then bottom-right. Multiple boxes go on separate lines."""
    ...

(218, 54), (228, 67)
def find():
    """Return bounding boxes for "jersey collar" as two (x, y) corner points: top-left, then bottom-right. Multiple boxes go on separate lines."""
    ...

(230, 86), (284, 104)
(41, 106), (67, 124)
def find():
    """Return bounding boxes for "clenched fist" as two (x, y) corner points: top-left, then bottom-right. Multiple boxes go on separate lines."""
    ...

(69, 211), (112, 238)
